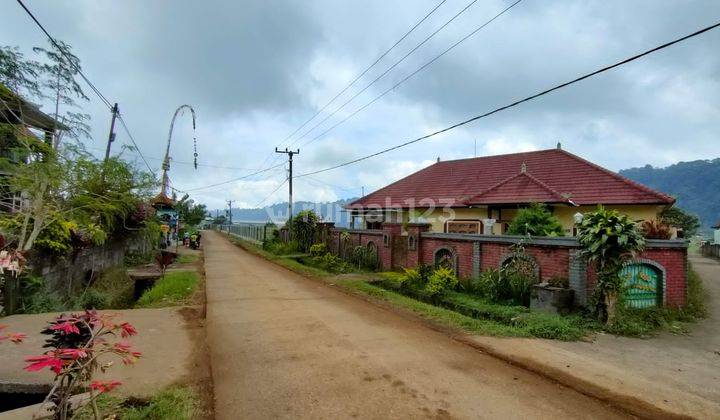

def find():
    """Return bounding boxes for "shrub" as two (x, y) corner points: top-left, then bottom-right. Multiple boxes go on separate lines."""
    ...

(289, 210), (319, 252)
(266, 240), (299, 255)
(347, 245), (378, 271)
(309, 252), (352, 274)
(641, 220), (672, 239)
(124, 250), (154, 266)
(309, 243), (327, 257)
(470, 267), (534, 306)
(506, 203), (564, 237)
(424, 267), (458, 301)
(74, 289), (110, 310)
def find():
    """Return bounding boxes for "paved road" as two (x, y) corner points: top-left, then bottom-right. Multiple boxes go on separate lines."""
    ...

(204, 231), (629, 419)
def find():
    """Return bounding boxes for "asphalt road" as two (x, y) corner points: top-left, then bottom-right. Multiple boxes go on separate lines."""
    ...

(203, 231), (630, 419)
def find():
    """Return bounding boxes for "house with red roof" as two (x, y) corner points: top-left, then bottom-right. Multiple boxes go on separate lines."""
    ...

(346, 145), (675, 236)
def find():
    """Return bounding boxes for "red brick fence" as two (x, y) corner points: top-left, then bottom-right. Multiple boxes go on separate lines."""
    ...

(327, 222), (688, 308)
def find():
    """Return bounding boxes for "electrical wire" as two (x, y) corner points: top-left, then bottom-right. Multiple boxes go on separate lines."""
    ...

(301, 0), (523, 148)
(257, 0), (448, 171)
(184, 162), (287, 192)
(286, 0), (479, 148)
(295, 20), (720, 178)
(116, 114), (155, 175)
(253, 177), (289, 208)
(15, 0), (113, 110)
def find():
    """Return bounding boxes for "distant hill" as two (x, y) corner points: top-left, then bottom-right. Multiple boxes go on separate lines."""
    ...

(213, 198), (359, 227)
(620, 158), (720, 233)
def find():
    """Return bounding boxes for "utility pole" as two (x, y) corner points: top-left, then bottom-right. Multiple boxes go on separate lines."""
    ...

(104, 103), (119, 162)
(226, 200), (234, 226)
(275, 148), (299, 237)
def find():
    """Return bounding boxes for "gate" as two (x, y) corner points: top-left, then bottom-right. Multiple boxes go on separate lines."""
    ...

(620, 263), (662, 308)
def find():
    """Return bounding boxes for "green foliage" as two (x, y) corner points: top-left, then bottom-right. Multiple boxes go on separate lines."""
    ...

(424, 266), (458, 300)
(307, 252), (352, 274)
(76, 386), (198, 420)
(176, 199), (207, 227)
(309, 243), (327, 257)
(660, 206), (701, 238)
(348, 245), (378, 270)
(74, 289), (110, 310)
(620, 160), (720, 234)
(578, 206), (646, 293)
(506, 203), (565, 237)
(136, 271), (199, 308)
(264, 239), (299, 255)
(124, 250), (155, 266)
(288, 210), (319, 252)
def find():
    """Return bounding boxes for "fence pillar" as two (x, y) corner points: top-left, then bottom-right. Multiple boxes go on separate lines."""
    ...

(406, 223), (431, 267)
(380, 223), (402, 270)
(568, 249), (587, 306)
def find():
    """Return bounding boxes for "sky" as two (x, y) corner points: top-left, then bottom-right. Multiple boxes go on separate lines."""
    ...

(2, 0), (719, 210)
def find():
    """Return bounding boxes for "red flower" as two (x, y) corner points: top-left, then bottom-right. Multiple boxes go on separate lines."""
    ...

(50, 321), (80, 335)
(89, 380), (122, 393)
(24, 353), (63, 374)
(57, 348), (89, 360)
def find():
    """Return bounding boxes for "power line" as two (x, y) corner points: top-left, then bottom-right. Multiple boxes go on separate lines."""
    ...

(16, 0), (158, 180)
(295, 20), (720, 178)
(287, 0), (479, 148)
(184, 162), (287, 192)
(15, 0), (113, 110)
(116, 114), (155, 174)
(253, 177), (289, 208)
(279, 0), (447, 148)
(257, 0), (447, 171)
(301, 0), (524, 148)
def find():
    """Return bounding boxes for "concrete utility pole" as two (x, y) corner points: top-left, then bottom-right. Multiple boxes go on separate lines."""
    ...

(226, 200), (234, 226)
(104, 103), (119, 162)
(275, 148), (299, 237)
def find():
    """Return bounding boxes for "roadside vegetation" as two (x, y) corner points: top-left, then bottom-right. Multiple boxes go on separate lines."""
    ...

(76, 386), (201, 420)
(221, 206), (707, 341)
(136, 270), (200, 308)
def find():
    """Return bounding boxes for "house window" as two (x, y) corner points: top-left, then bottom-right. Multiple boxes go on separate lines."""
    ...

(446, 220), (482, 234)
(382, 233), (390, 247)
(408, 235), (417, 250)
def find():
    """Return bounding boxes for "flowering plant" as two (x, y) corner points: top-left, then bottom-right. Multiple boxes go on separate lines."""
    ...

(24, 310), (140, 420)
(0, 323), (26, 344)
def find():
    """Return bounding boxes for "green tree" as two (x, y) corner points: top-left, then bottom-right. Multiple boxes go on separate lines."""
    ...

(176, 200), (207, 227)
(0, 46), (42, 97)
(660, 206), (700, 238)
(289, 210), (319, 252)
(33, 40), (91, 145)
(577, 206), (645, 324)
(506, 203), (564, 237)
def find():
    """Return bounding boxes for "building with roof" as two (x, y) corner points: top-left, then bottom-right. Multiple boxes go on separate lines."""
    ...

(346, 145), (675, 236)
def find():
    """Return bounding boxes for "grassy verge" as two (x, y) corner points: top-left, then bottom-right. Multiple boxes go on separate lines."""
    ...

(223, 234), (331, 278)
(136, 270), (200, 308)
(176, 254), (200, 264)
(76, 386), (199, 420)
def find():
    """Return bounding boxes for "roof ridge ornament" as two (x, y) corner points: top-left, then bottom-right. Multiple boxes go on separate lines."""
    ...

(520, 161), (527, 173)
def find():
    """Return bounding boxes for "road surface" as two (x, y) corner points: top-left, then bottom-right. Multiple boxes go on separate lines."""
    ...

(203, 231), (629, 419)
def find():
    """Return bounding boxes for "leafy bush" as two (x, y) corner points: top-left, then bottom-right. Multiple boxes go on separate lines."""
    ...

(309, 243), (327, 257)
(424, 266), (458, 301)
(506, 203), (564, 237)
(265, 240), (300, 255)
(641, 220), (672, 239)
(289, 210), (319, 252)
(347, 245), (378, 271)
(313, 252), (352, 273)
(74, 289), (110, 310)
(469, 267), (534, 306)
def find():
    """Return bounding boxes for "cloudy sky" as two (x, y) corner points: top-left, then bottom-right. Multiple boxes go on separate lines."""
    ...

(2, 0), (719, 210)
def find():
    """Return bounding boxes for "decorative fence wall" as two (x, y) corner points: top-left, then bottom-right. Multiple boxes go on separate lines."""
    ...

(218, 222), (278, 244)
(701, 243), (720, 259)
(327, 222), (688, 308)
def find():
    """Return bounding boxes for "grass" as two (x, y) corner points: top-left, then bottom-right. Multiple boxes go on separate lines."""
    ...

(76, 386), (198, 420)
(176, 254), (200, 264)
(224, 234), (332, 278)
(136, 270), (200, 308)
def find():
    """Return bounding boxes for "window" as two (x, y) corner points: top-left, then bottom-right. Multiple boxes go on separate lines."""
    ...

(408, 235), (417, 250)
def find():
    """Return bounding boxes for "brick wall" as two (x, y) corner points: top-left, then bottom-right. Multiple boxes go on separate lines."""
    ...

(329, 227), (688, 308)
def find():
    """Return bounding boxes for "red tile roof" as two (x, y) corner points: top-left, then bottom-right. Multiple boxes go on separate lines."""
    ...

(347, 148), (674, 209)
